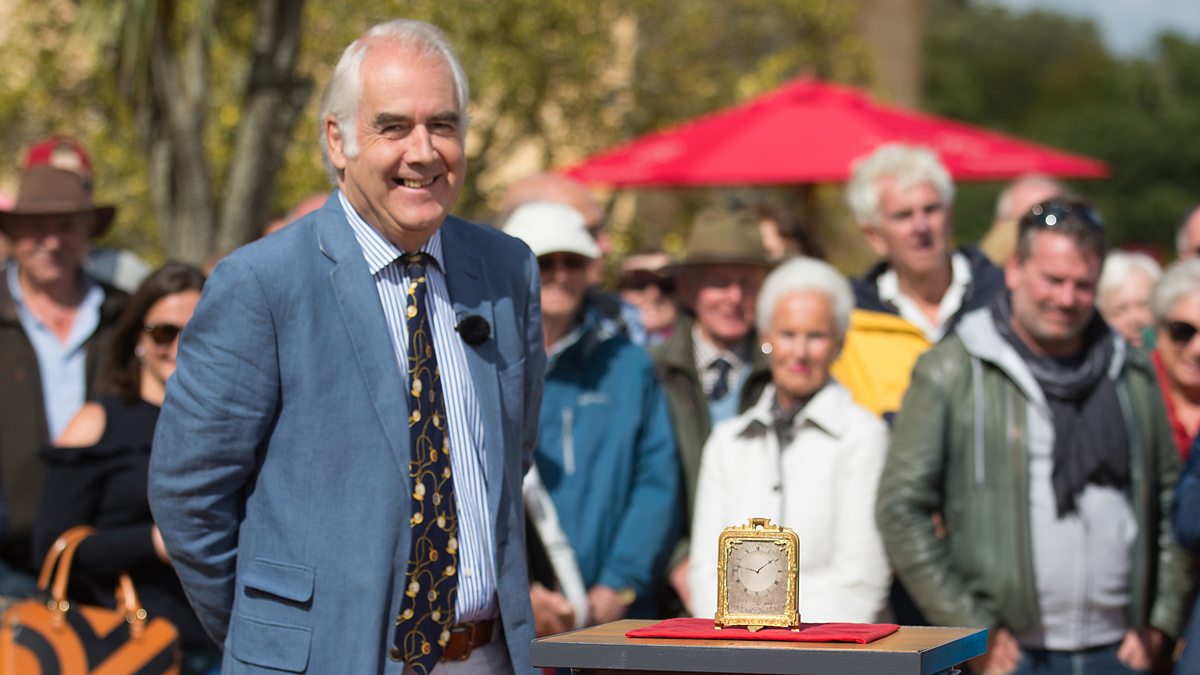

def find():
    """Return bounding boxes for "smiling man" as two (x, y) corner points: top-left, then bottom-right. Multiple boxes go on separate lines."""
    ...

(149, 19), (545, 675)
(0, 137), (127, 591)
(651, 207), (772, 614)
(831, 143), (1004, 421)
(503, 201), (678, 637)
(878, 198), (1187, 674)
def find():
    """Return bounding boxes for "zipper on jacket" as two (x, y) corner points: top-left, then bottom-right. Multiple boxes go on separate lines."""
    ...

(1115, 381), (1150, 627)
(1010, 382), (1041, 633)
(972, 356), (985, 487)
(562, 407), (575, 476)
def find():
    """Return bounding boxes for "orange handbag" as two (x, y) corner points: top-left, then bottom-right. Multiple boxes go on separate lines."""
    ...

(0, 525), (180, 674)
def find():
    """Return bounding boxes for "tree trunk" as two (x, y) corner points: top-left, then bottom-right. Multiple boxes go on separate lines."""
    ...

(216, 0), (311, 253)
(151, 0), (216, 265)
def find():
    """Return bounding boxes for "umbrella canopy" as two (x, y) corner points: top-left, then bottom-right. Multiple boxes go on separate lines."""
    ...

(563, 78), (1108, 186)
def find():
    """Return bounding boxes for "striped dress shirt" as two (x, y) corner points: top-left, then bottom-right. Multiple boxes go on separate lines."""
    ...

(339, 192), (498, 623)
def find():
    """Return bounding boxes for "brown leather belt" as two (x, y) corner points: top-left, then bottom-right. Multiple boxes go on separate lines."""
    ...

(441, 619), (497, 661)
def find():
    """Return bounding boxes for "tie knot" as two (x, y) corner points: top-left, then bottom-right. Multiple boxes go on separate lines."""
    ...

(709, 357), (733, 401)
(404, 252), (434, 279)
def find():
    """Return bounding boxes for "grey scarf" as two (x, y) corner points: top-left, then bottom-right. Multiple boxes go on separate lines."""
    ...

(991, 293), (1129, 517)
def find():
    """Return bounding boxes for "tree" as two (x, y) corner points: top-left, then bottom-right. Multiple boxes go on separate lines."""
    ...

(924, 0), (1200, 251)
(77, 0), (310, 263)
(0, 0), (866, 263)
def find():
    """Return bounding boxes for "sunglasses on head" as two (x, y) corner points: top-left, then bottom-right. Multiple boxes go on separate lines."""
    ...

(537, 253), (589, 273)
(143, 323), (183, 346)
(1019, 199), (1105, 235)
(1164, 320), (1200, 346)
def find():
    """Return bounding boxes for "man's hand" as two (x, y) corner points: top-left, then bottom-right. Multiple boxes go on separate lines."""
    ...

(669, 558), (691, 614)
(530, 582), (574, 637)
(151, 525), (171, 565)
(587, 585), (629, 625)
(1116, 627), (1163, 671)
(967, 626), (1021, 675)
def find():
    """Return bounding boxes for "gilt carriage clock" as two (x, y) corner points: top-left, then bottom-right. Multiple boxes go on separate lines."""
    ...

(714, 517), (800, 632)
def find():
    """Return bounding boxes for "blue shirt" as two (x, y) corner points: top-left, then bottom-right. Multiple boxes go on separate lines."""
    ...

(8, 264), (105, 441)
(339, 192), (498, 623)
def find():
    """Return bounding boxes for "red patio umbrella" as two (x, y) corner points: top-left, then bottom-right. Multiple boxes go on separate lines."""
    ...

(563, 78), (1108, 186)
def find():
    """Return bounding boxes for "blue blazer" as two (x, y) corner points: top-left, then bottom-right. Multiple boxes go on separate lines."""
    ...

(148, 195), (546, 674)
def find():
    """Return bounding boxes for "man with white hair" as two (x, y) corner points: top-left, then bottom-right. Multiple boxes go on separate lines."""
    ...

(149, 19), (545, 674)
(832, 143), (1004, 421)
(1176, 205), (1200, 260)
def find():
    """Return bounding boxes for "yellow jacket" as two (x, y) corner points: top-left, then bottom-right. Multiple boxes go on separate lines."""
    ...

(830, 309), (930, 418)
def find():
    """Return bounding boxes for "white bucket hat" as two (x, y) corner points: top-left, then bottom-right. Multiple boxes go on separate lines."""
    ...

(502, 201), (601, 259)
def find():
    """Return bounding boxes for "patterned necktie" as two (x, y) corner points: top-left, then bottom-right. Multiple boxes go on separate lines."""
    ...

(709, 357), (733, 401)
(394, 253), (459, 674)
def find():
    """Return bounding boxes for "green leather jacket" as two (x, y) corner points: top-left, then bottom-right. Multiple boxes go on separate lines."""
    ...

(876, 310), (1189, 637)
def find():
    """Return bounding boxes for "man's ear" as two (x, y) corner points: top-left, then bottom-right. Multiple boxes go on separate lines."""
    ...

(1004, 253), (1021, 292)
(861, 222), (888, 258)
(325, 116), (348, 171)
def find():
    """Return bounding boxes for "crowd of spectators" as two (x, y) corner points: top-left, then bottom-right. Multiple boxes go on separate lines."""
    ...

(2, 113), (1200, 675)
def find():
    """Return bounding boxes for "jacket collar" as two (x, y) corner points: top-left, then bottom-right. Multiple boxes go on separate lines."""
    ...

(736, 381), (852, 441)
(955, 305), (1130, 408)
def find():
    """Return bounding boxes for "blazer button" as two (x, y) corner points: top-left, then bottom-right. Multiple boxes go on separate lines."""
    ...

(389, 646), (402, 662)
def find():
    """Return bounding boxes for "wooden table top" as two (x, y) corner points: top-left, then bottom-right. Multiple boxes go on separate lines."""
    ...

(531, 619), (988, 674)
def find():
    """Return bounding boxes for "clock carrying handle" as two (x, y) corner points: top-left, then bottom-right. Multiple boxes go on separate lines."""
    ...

(747, 517), (777, 530)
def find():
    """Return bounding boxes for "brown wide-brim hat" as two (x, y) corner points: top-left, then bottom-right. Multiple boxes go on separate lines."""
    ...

(672, 206), (771, 269)
(0, 164), (116, 238)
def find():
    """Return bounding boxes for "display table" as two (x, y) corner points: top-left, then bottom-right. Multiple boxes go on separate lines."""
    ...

(530, 619), (987, 675)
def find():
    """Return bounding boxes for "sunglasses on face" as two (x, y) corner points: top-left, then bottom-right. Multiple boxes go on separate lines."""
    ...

(618, 270), (675, 293)
(537, 254), (589, 273)
(1164, 320), (1200, 346)
(1019, 199), (1105, 235)
(143, 323), (184, 346)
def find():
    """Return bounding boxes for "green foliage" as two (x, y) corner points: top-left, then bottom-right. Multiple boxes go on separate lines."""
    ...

(0, 0), (866, 261)
(925, 0), (1200, 254)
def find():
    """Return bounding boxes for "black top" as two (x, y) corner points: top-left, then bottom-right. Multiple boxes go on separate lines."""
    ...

(35, 395), (212, 649)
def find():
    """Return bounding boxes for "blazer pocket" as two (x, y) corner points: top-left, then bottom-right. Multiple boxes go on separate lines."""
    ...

(242, 558), (315, 604)
(230, 613), (312, 673)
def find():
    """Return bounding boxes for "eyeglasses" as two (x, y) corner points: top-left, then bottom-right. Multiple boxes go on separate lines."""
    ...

(1164, 320), (1200, 346)
(1019, 199), (1105, 235)
(143, 323), (184, 346)
(618, 270), (674, 294)
(537, 254), (589, 273)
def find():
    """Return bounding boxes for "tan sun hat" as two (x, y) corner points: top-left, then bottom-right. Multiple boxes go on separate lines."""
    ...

(0, 136), (115, 237)
(674, 207), (770, 269)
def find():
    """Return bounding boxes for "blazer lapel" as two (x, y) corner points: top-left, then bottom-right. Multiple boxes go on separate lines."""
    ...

(441, 218), (504, 526)
(316, 209), (412, 478)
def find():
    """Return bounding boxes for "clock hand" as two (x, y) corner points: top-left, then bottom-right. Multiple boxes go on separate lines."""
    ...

(754, 560), (774, 573)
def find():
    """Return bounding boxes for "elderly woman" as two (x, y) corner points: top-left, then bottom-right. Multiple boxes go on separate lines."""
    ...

(1151, 259), (1200, 460)
(1097, 250), (1162, 349)
(688, 257), (890, 623)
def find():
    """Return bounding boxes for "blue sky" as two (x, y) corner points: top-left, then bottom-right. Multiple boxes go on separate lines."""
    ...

(982, 0), (1200, 55)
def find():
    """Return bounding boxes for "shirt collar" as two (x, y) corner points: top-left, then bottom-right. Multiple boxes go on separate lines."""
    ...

(876, 251), (972, 340)
(338, 190), (445, 275)
(692, 323), (749, 371)
(741, 381), (849, 440)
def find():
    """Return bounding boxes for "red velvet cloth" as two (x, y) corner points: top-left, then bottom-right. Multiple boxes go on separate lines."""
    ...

(625, 617), (899, 644)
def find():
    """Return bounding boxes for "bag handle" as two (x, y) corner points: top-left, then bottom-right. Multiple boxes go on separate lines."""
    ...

(36, 525), (149, 637)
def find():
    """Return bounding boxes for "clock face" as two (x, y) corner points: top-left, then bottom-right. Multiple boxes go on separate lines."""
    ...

(725, 540), (788, 615)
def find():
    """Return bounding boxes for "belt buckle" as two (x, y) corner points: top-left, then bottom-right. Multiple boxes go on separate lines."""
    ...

(446, 623), (476, 662)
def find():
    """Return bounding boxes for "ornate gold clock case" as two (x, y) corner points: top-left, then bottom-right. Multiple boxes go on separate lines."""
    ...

(714, 517), (800, 632)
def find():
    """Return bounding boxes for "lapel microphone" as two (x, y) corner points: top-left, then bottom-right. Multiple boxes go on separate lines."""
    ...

(456, 314), (491, 346)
